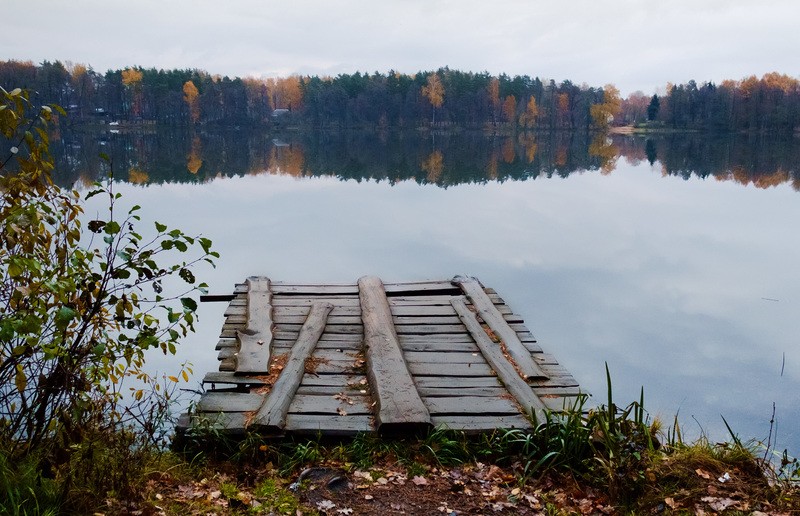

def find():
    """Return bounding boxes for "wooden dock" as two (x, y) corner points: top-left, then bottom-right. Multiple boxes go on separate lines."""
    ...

(177, 276), (583, 436)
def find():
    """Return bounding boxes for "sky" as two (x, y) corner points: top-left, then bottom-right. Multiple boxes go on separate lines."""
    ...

(3, 0), (799, 96)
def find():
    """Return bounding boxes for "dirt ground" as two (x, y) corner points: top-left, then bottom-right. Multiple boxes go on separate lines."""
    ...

(113, 456), (797, 515)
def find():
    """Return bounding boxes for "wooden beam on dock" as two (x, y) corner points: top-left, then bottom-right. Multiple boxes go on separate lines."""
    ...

(252, 302), (333, 433)
(358, 276), (432, 434)
(452, 276), (548, 380)
(452, 297), (546, 421)
(235, 277), (274, 375)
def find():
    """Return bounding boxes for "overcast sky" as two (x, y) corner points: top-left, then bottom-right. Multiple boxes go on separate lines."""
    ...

(4, 0), (798, 96)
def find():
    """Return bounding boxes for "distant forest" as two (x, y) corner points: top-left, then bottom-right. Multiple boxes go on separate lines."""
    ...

(2, 60), (799, 132)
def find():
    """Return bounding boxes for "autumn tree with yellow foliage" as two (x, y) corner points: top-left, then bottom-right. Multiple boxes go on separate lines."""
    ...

(183, 80), (200, 123)
(421, 73), (445, 125)
(590, 84), (622, 130)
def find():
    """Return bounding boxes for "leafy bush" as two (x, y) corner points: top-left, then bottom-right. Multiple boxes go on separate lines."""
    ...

(0, 86), (217, 511)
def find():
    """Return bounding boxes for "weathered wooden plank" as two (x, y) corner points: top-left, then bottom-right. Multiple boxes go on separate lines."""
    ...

(418, 386), (508, 397)
(285, 414), (374, 435)
(197, 392), (263, 412)
(424, 396), (520, 415)
(231, 303), (469, 317)
(226, 313), (359, 325)
(203, 371), (268, 386)
(359, 276), (431, 433)
(394, 324), (475, 334)
(383, 280), (462, 293)
(177, 412), (249, 435)
(404, 351), (485, 364)
(453, 277), (547, 380)
(271, 283), (358, 295)
(299, 374), (363, 387)
(388, 296), (466, 306)
(230, 302), (512, 317)
(273, 331), (361, 342)
(235, 277), (274, 375)
(452, 297), (546, 419)
(408, 361), (494, 377)
(297, 385), (370, 396)
(400, 341), (481, 353)
(404, 351), (555, 365)
(288, 394), (372, 415)
(293, 359), (363, 375)
(414, 376), (503, 389)
(535, 364), (570, 376)
(216, 338), (236, 350)
(252, 302), (333, 432)
(273, 323), (363, 334)
(527, 371), (579, 386)
(431, 415), (531, 432)
(267, 294), (514, 308)
(271, 322), (478, 336)
(229, 304), (360, 318)
(272, 297), (361, 307)
(400, 333), (538, 344)
(244, 280), (461, 296)
(308, 349), (359, 361)
(274, 339), (363, 351)
(220, 336), (362, 351)
(532, 386), (585, 396)
(237, 313), (522, 326)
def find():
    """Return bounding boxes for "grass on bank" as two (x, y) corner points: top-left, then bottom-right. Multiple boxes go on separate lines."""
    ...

(3, 366), (798, 515)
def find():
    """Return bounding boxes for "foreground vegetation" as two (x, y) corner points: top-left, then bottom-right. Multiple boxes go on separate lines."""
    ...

(4, 372), (798, 514)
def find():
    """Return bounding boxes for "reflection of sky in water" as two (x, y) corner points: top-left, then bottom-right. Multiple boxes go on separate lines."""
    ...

(102, 159), (800, 455)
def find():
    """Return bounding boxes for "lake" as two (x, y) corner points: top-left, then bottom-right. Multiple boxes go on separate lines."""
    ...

(55, 127), (800, 456)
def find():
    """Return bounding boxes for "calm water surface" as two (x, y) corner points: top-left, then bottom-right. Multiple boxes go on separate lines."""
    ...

(67, 130), (800, 455)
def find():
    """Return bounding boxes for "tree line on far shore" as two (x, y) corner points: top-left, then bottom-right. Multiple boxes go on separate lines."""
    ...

(1, 60), (799, 133)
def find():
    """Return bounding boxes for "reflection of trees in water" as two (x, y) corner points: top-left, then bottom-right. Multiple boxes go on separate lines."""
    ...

(46, 128), (800, 191)
(613, 134), (800, 190)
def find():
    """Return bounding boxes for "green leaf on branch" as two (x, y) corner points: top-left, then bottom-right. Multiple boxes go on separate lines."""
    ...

(111, 268), (131, 279)
(104, 221), (121, 235)
(180, 297), (197, 312)
(55, 306), (77, 329)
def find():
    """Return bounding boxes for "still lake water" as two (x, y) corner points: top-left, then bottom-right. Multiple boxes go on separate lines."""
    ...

(56, 128), (800, 455)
